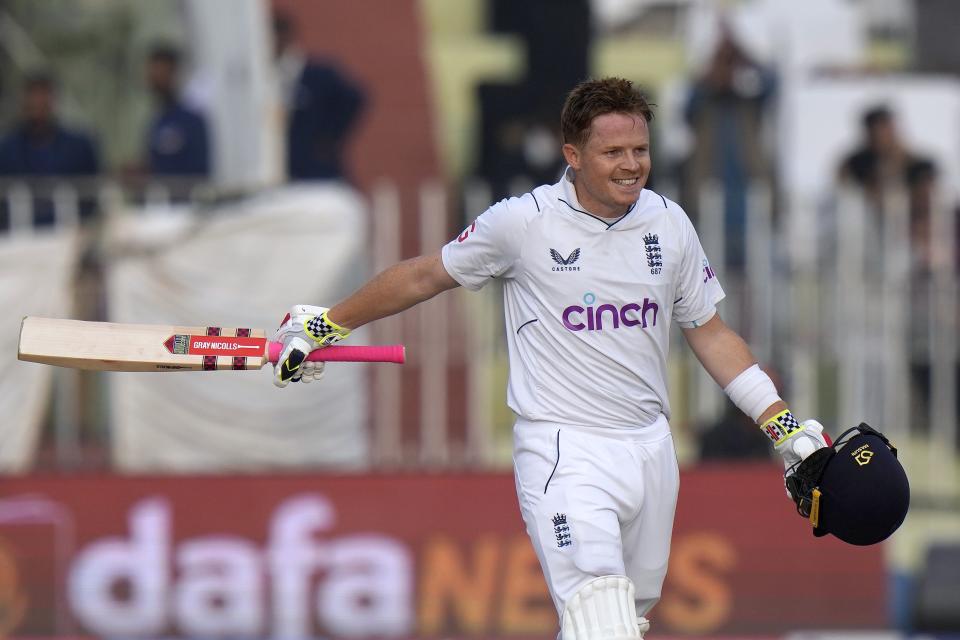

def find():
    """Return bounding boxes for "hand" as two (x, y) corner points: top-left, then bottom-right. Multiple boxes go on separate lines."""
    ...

(272, 304), (351, 388)
(775, 419), (830, 473)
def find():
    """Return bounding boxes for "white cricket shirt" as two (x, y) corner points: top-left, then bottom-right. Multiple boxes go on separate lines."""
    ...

(442, 169), (725, 429)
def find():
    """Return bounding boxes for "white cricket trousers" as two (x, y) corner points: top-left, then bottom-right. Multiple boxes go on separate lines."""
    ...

(513, 415), (679, 619)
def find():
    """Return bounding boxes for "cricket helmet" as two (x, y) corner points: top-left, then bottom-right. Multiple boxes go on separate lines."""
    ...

(785, 423), (910, 545)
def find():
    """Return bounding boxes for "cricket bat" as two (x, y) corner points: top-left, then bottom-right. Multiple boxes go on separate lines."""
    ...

(17, 316), (404, 371)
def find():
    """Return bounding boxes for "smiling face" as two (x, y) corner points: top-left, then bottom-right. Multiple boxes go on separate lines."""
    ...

(562, 111), (650, 218)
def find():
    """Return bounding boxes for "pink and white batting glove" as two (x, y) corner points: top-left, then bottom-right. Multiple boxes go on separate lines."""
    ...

(272, 304), (351, 388)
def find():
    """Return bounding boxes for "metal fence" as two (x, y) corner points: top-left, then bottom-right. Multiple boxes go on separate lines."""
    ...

(3, 178), (958, 489)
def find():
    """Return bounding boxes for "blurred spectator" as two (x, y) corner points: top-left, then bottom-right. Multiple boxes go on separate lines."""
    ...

(144, 43), (210, 178)
(837, 105), (933, 208)
(835, 105), (942, 285)
(273, 11), (366, 182)
(907, 159), (938, 273)
(904, 159), (960, 436)
(836, 107), (958, 445)
(0, 72), (99, 178)
(682, 27), (776, 270)
(907, 159), (960, 274)
(0, 72), (100, 228)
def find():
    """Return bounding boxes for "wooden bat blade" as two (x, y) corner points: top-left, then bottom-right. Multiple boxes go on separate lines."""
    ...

(18, 317), (404, 371)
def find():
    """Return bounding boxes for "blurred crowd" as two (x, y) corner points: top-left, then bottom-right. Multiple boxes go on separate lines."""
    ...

(2, 2), (957, 270)
(0, 8), (366, 226)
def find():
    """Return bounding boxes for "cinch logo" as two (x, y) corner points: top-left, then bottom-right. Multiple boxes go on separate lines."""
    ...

(702, 258), (716, 283)
(562, 293), (658, 331)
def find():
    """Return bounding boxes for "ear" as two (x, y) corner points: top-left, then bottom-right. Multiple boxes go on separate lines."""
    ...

(562, 143), (581, 170)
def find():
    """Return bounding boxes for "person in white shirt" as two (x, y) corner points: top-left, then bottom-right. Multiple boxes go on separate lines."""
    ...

(269, 77), (828, 639)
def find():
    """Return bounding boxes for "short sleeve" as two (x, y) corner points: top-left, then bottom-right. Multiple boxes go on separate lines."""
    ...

(441, 196), (530, 291)
(672, 212), (725, 328)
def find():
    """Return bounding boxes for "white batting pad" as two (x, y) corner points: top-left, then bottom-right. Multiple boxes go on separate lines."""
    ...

(562, 575), (649, 640)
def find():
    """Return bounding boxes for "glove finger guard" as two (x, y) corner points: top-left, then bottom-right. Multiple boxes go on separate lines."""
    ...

(273, 337), (310, 388)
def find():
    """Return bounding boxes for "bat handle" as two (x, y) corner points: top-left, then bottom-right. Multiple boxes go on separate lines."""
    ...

(267, 342), (405, 364)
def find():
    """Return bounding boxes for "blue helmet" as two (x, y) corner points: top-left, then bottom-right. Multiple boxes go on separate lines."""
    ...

(785, 423), (910, 545)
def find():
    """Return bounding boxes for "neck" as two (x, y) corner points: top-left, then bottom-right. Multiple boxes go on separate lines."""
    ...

(571, 179), (629, 219)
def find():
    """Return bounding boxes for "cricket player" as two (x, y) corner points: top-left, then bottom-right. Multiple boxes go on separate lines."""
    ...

(270, 78), (828, 639)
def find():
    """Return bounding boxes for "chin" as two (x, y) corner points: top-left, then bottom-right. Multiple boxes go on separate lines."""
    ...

(612, 191), (640, 206)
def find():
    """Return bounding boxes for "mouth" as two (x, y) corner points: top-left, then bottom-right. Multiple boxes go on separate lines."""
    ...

(612, 177), (640, 187)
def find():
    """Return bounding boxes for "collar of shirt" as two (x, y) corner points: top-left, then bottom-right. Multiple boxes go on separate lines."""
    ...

(558, 165), (642, 229)
(560, 166), (595, 213)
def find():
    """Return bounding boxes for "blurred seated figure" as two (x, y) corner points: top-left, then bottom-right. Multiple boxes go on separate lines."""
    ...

(273, 11), (366, 182)
(837, 105), (932, 208)
(145, 43), (210, 179)
(0, 72), (100, 227)
(682, 26), (776, 271)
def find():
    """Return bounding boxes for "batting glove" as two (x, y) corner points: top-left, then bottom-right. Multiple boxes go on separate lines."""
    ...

(272, 304), (351, 388)
(759, 411), (831, 500)
(297, 361), (325, 384)
(762, 410), (831, 471)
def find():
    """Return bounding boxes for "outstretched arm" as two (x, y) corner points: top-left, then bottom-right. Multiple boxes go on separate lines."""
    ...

(328, 252), (460, 330)
(272, 252), (459, 387)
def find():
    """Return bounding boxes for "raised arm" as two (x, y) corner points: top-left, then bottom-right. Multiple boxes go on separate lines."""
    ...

(272, 252), (459, 387)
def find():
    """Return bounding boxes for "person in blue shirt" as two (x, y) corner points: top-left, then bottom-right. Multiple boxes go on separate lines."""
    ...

(145, 43), (210, 178)
(682, 29), (776, 272)
(0, 72), (100, 227)
(273, 12), (366, 181)
(0, 72), (99, 178)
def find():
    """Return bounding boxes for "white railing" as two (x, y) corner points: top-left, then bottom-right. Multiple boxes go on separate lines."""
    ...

(3, 178), (957, 484)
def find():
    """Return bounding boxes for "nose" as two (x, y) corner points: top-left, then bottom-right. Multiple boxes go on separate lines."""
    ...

(622, 153), (641, 172)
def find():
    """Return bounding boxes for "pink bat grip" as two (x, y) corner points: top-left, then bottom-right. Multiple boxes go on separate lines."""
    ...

(268, 342), (405, 364)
